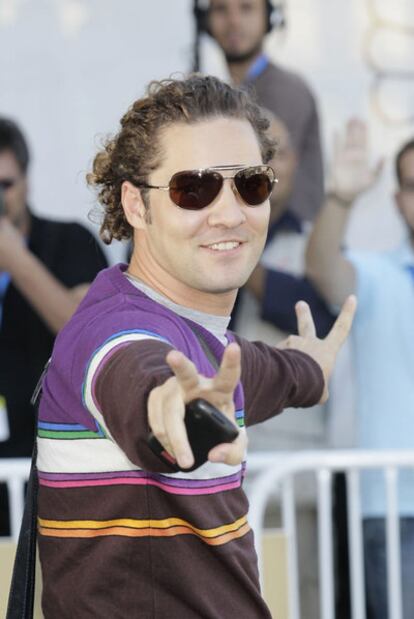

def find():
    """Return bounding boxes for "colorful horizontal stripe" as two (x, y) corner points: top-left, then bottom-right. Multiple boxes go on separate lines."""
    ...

(235, 409), (245, 428)
(38, 464), (246, 496)
(38, 515), (250, 546)
(37, 436), (244, 478)
(38, 419), (105, 440)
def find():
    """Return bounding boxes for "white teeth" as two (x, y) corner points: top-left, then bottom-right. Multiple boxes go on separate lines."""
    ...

(208, 241), (240, 251)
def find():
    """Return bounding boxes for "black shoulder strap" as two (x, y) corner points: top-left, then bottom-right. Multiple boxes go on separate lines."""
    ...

(6, 359), (50, 619)
(187, 323), (220, 371)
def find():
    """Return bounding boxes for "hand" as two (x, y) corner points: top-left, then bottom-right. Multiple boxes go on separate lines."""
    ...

(147, 342), (246, 469)
(328, 119), (383, 203)
(0, 216), (25, 271)
(278, 295), (357, 403)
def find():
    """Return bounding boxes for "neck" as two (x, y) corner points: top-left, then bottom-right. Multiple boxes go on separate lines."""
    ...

(128, 253), (236, 317)
(227, 50), (263, 85)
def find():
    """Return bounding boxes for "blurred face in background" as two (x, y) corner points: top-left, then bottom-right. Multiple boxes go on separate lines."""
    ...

(267, 116), (297, 224)
(0, 149), (28, 229)
(208, 0), (268, 63)
(395, 148), (414, 236)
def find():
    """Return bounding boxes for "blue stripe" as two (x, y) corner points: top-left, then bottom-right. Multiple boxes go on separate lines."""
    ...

(38, 419), (105, 436)
(38, 421), (90, 431)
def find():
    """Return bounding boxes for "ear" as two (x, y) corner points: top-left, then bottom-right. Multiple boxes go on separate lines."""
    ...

(121, 181), (148, 230)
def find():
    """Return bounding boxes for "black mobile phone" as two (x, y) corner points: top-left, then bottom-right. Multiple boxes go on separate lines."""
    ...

(148, 398), (239, 472)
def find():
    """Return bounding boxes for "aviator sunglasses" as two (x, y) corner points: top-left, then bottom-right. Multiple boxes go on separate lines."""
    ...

(136, 164), (277, 211)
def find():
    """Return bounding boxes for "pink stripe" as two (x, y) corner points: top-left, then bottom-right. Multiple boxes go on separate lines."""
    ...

(40, 477), (240, 495)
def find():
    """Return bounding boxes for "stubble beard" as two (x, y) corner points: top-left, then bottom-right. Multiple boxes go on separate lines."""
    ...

(223, 40), (263, 65)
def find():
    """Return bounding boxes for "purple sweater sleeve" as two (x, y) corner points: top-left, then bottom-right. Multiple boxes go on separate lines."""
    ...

(234, 335), (324, 427)
(94, 339), (176, 473)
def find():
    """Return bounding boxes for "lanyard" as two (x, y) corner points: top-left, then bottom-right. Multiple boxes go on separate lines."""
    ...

(245, 54), (269, 82)
(0, 272), (11, 326)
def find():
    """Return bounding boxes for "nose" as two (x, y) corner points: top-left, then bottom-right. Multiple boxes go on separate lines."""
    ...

(227, 7), (243, 28)
(207, 179), (247, 228)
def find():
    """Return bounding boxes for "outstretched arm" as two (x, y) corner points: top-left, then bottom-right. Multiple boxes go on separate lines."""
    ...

(305, 119), (383, 307)
(95, 301), (355, 470)
(278, 295), (357, 403)
(148, 343), (246, 470)
(240, 295), (356, 426)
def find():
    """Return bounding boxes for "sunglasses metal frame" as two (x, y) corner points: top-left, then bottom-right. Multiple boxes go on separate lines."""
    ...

(136, 164), (277, 209)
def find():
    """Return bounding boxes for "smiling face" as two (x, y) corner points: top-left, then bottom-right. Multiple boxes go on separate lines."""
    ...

(123, 117), (270, 314)
(208, 0), (267, 63)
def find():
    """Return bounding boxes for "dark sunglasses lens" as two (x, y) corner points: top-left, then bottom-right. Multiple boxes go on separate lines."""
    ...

(235, 167), (274, 205)
(169, 171), (223, 210)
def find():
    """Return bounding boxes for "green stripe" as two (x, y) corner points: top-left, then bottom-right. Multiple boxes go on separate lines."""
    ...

(38, 429), (104, 440)
(236, 418), (245, 428)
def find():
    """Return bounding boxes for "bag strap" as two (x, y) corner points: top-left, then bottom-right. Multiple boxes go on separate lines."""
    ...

(6, 359), (50, 619)
(187, 322), (220, 371)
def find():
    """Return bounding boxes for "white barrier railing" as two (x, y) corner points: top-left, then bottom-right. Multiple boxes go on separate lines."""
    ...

(2, 452), (414, 618)
(246, 450), (414, 619)
(0, 458), (31, 540)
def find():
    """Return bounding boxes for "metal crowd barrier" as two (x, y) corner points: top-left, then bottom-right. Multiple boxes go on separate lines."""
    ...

(2, 452), (414, 619)
(0, 458), (31, 539)
(246, 450), (414, 619)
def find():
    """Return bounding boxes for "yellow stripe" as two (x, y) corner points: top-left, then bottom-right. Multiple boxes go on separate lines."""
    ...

(38, 515), (248, 539)
(38, 522), (251, 546)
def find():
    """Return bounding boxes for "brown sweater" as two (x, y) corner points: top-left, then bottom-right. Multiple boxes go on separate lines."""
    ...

(37, 271), (323, 618)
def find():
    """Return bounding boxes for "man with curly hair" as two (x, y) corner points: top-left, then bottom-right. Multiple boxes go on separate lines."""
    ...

(37, 75), (354, 618)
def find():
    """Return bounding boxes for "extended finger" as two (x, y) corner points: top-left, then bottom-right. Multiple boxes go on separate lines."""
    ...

(163, 392), (194, 469)
(148, 383), (175, 455)
(295, 301), (316, 338)
(326, 294), (357, 348)
(208, 430), (247, 466)
(166, 349), (200, 396)
(213, 342), (241, 396)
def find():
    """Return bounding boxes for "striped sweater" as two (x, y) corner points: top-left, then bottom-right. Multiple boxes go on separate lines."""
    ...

(37, 264), (323, 618)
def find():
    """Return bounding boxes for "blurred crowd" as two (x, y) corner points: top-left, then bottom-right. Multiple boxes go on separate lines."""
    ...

(1, 1), (414, 618)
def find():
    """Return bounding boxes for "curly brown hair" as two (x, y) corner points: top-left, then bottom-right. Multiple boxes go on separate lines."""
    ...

(87, 74), (275, 244)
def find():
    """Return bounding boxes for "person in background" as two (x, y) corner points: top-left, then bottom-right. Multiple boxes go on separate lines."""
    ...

(203, 0), (324, 222)
(231, 114), (336, 617)
(0, 118), (107, 531)
(234, 112), (335, 339)
(306, 119), (414, 618)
